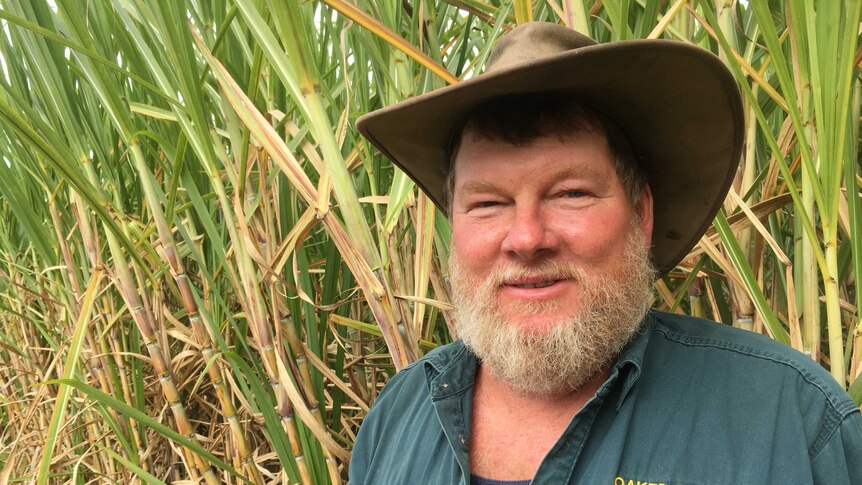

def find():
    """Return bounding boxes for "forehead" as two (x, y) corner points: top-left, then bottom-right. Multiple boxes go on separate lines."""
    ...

(452, 131), (615, 184)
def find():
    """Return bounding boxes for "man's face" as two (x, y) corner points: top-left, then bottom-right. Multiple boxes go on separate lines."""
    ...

(449, 131), (656, 394)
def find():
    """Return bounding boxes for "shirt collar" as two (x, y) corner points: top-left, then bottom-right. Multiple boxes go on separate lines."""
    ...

(610, 310), (657, 410)
(424, 340), (477, 400)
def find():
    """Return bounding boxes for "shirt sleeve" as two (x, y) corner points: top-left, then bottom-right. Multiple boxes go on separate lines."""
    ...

(347, 362), (422, 485)
(348, 387), (391, 485)
(810, 409), (862, 485)
(348, 411), (372, 485)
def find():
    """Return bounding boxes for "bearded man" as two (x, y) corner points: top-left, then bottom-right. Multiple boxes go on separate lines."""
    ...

(350, 22), (862, 484)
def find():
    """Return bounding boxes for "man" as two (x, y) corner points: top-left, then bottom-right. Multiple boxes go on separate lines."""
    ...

(351, 22), (862, 484)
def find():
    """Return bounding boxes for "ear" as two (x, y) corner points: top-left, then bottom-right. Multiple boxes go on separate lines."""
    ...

(635, 184), (654, 245)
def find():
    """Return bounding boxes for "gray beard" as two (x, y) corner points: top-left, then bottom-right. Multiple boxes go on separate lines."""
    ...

(449, 225), (655, 396)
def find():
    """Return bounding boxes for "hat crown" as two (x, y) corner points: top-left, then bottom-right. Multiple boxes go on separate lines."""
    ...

(486, 22), (597, 72)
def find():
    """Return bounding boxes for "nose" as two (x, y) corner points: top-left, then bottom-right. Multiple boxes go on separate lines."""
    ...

(500, 202), (558, 261)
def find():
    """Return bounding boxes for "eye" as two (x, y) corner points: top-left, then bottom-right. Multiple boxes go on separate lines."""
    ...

(559, 189), (588, 198)
(473, 200), (501, 209)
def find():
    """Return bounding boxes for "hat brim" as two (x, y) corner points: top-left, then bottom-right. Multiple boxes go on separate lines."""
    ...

(357, 40), (743, 275)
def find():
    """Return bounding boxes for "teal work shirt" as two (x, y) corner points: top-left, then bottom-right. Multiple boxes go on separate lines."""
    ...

(349, 311), (862, 484)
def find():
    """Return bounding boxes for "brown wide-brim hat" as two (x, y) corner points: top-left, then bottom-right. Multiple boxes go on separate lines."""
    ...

(357, 22), (743, 276)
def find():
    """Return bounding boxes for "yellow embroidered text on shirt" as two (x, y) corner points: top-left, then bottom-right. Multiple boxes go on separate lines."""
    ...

(614, 477), (666, 485)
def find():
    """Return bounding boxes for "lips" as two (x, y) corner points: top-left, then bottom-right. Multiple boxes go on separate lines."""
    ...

(511, 280), (558, 289)
(499, 276), (571, 305)
(494, 265), (581, 299)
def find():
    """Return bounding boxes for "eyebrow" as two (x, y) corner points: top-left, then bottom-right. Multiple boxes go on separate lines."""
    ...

(457, 180), (502, 196)
(456, 164), (607, 196)
(553, 165), (604, 180)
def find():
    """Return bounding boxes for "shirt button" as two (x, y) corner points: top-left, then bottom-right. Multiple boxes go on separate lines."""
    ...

(441, 382), (449, 389)
(459, 434), (466, 446)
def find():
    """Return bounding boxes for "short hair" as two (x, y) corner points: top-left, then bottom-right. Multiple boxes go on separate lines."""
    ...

(443, 92), (648, 216)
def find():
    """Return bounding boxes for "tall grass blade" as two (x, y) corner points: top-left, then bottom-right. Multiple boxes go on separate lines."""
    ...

(37, 268), (103, 485)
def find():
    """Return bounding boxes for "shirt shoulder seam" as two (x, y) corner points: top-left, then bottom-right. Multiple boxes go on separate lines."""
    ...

(653, 323), (859, 458)
(651, 323), (857, 417)
(808, 408), (861, 460)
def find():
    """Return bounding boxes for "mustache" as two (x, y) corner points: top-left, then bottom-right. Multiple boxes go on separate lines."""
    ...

(485, 260), (586, 286)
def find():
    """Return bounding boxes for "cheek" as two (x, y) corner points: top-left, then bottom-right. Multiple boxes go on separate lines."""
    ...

(451, 223), (501, 264)
(558, 213), (634, 256)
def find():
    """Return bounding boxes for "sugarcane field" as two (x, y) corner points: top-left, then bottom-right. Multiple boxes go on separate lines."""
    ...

(0, 0), (861, 483)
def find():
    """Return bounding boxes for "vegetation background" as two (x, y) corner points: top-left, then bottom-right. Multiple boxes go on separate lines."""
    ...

(0, 0), (859, 483)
